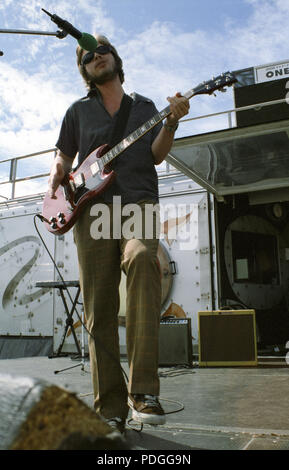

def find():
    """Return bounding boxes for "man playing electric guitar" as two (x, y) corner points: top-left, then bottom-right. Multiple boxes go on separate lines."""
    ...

(47, 34), (189, 434)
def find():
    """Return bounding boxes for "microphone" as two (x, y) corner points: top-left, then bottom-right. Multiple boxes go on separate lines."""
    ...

(42, 8), (98, 52)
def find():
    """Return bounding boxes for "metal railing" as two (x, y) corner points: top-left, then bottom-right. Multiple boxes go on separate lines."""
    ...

(0, 148), (56, 200)
(0, 96), (288, 201)
(179, 96), (289, 127)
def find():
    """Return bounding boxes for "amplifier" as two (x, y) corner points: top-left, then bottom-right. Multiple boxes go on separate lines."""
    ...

(198, 310), (257, 367)
(158, 318), (193, 366)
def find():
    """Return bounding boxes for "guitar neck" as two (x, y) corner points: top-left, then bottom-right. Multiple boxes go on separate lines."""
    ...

(99, 88), (196, 168)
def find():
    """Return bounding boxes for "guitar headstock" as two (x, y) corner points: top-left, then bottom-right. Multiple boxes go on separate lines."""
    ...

(194, 71), (238, 96)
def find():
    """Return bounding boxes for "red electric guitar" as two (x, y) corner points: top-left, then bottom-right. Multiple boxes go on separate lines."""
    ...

(42, 71), (237, 234)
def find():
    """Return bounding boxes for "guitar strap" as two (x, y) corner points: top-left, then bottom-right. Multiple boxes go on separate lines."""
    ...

(108, 93), (133, 148)
(84, 92), (133, 160)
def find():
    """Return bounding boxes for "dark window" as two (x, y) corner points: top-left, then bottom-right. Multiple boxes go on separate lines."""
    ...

(232, 231), (279, 285)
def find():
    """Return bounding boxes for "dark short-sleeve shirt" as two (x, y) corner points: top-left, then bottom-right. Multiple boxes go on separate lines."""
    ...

(56, 91), (162, 204)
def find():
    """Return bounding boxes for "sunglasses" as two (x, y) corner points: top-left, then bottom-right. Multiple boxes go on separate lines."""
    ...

(81, 45), (112, 66)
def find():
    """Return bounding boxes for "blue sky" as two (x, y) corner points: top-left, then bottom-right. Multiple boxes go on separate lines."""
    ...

(0, 0), (289, 195)
(92, 0), (252, 34)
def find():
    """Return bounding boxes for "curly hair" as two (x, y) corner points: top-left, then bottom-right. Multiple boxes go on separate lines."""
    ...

(76, 34), (125, 90)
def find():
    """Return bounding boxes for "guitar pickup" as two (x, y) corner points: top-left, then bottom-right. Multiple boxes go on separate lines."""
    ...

(91, 160), (103, 176)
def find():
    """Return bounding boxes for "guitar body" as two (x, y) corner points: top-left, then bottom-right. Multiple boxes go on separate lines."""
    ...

(42, 144), (115, 235)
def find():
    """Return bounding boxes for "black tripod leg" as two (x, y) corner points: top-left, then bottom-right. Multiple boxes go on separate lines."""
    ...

(53, 287), (82, 357)
(54, 362), (83, 374)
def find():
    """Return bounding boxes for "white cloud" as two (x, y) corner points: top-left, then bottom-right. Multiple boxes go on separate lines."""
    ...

(120, 0), (289, 136)
(0, 62), (78, 156)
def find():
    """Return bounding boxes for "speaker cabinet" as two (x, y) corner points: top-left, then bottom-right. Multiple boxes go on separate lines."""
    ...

(198, 310), (257, 367)
(158, 318), (193, 366)
(234, 78), (289, 127)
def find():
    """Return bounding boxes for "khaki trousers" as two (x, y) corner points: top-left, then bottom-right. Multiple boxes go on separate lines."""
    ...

(73, 199), (161, 420)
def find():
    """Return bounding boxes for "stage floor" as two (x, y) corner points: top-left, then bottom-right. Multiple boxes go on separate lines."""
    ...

(1, 355), (289, 451)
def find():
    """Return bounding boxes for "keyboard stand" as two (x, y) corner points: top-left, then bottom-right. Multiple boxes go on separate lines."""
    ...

(35, 280), (82, 358)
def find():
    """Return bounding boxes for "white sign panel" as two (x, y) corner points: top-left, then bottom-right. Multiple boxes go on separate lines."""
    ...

(255, 61), (289, 83)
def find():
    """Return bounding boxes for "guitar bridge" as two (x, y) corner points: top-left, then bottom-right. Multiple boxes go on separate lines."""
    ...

(67, 173), (89, 205)
(74, 172), (86, 188)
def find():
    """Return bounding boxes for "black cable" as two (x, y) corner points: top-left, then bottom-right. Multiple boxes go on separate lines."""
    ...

(33, 213), (129, 383)
(158, 366), (195, 378)
(160, 397), (184, 415)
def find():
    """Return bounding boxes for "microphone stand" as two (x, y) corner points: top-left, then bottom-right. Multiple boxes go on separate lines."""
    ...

(0, 28), (67, 56)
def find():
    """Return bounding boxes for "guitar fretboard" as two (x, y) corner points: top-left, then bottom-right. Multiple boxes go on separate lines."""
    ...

(95, 88), (196, 169)
(89, 70), (236, 172)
